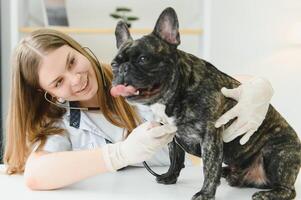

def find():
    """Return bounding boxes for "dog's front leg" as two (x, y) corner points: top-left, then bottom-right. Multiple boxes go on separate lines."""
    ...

(192, 124), (223, 200)
(156, 141), (185, 184)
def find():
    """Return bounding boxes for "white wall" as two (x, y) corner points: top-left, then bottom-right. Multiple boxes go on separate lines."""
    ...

(24, 0), (204, 63)
(1, 0), (26, 138)
(206, 0), (301, 135)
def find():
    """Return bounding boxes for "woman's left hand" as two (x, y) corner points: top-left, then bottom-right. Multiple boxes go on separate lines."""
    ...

(215, 77), (274, 145)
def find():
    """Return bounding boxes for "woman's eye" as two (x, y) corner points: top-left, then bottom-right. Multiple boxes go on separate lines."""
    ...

(55, 79), (63, 88)
(69, 57), (75, 67)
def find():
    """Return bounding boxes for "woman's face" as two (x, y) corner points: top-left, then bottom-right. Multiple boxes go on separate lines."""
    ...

(38, 45), (98, 103)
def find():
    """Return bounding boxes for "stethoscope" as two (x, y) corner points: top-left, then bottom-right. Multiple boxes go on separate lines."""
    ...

(142, 137), (178, 178)
(45, 93), (178, 178)
(142, 121), (185, 178)
(44, 93), (177, 179)
(44, 91), (100, 111)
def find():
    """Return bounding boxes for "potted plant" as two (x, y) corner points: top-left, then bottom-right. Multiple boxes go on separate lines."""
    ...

(110, 7), (139, 28)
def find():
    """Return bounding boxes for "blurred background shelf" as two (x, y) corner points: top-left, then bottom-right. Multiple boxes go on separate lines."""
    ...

(19, 27), (203, 35)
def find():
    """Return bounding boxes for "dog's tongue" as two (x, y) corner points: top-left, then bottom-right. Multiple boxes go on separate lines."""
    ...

(110, 85), (137, 97)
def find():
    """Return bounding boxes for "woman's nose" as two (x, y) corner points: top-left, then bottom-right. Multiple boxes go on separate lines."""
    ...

(70, 73), (82, 87)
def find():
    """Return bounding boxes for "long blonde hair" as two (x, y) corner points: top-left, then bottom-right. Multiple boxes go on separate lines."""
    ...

(4, 28), (141, 174)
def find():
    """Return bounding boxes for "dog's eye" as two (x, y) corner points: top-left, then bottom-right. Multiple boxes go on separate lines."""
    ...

(138, 56), (148, 64)
(111, 62), (118, 68)
(117, 54), (123, 60)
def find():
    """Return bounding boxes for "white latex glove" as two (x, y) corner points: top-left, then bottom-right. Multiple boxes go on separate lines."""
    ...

(102, 121), (177, 171)
(215, 77), (274, 145)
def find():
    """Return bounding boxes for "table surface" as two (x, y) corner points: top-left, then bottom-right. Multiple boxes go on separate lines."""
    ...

(0, 164), (300, 200)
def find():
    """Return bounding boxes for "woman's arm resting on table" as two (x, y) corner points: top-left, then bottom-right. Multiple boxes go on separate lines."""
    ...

(24, 122), (176, 190)
(24, 148), (108, 190)
(215, 75), (274, 145)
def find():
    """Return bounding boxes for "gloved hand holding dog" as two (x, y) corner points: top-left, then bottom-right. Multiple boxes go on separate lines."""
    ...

(215, 77), (274, 145)
(102, 121), (177, 171)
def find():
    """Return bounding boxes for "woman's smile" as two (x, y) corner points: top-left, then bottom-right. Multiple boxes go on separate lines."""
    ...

(75, 76), (90, 94)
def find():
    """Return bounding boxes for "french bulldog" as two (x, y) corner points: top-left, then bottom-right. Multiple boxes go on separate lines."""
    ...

(110, 7), (301, 200)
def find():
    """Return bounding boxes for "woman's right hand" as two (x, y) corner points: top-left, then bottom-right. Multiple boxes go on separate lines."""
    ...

(102, 121), (177, 171)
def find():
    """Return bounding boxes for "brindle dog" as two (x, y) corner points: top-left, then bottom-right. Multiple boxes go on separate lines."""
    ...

(110, 7), (301, 200)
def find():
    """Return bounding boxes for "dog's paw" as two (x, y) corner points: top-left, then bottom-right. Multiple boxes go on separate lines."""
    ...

(252, 191), (271, 200)
(156, 175), (178, 184)
(191, 192), (215, 200)
(252, 189), (296, 200)
(222, 167), (242, 187)
(221, 166), (231, 178)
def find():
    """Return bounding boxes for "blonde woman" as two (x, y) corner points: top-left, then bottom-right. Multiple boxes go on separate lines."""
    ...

(3, 28), (274, 190)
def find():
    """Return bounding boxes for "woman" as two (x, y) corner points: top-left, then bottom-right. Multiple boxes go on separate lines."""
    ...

(3, 28), (273, 190)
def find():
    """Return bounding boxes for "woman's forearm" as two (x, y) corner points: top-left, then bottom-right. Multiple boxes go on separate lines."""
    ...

(24, 148), (109, 190)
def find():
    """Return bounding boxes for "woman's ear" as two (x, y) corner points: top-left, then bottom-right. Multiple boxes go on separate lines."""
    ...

(57, 97), (66, 104)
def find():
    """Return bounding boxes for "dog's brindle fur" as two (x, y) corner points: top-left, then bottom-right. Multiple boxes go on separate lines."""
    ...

(111, 7), (301, 200)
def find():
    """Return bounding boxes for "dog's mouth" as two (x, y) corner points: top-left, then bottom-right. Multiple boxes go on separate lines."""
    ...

(110, 83), (162, 100)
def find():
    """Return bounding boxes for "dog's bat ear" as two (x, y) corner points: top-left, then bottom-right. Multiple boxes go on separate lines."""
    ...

(115, 20), (133, 49)
(153, 7), (180, 46)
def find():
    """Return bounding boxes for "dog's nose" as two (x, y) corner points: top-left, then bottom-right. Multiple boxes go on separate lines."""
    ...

(119, 63), (130, 74)
(124, 65), (129, 73)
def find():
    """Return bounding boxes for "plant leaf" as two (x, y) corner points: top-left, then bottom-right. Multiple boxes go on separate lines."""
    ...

(110, 13), (121, 19)
(127, 16), (139, 21)
(116, 7), (131, 12)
